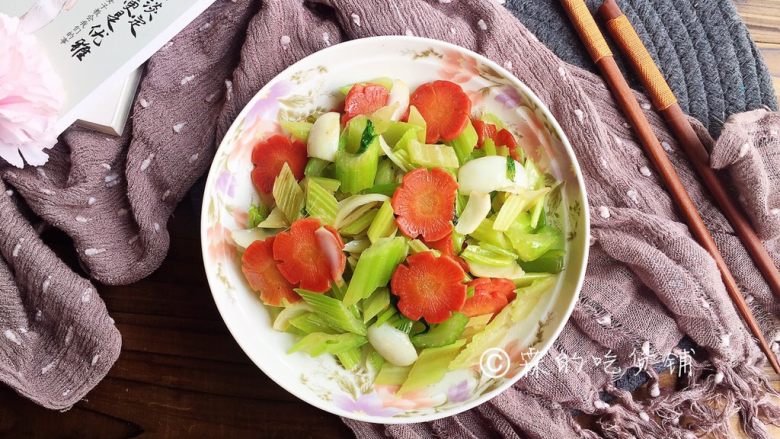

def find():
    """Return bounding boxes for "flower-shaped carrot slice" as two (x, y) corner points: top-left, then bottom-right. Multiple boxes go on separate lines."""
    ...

(409, 80), (471, 143)
(494, 128), (521, 161)
(391, 168), (457, 242)
(390, 252), (467, 323)
(472, 118), (497, 148)
(273, 218), (345, 292)
(251, 134), (307, 195)
(343, 84), (389, 124)
(241, 237), (300, 306)
(461, 278), (517, 317)
(424, 232), (469, 272)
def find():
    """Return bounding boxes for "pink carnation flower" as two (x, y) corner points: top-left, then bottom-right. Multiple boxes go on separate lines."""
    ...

(0, 13), (64, 168)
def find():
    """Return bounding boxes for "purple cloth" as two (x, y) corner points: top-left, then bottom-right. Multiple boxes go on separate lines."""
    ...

(0, 1), (778, 437)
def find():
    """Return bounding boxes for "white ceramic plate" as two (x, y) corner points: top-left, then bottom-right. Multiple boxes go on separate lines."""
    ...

(201, 36), (590, 424)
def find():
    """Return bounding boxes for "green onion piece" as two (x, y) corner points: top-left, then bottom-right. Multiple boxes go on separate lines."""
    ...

(461, 244), (517, 267)
(340, 208), (378, 236)
(307, 176), (341, 193)
(305, 158), (330, 177)
(343, 237), (408, 306)
(407, 105), (427, 143)
(411, 313), (469, 348)
(493, 193), (532, 232)
(336, 347), (362, 371)
(305, 179), (338, 226)
(363, 183), (399, 197)
(374, 363), (411, 386)
(518, 249), (565, 273)
(362, 287), (390, 323)
(279, 119), (313, 143)
(375, 158), (398, 185)
(288, 332), (367, 356)
(367, 201), (397, 243)
(297, 290), (367, 335)
(359, 119), (377, 154)
(506, 156), (516, 181)
(482, 138), (497, 156)
(398, 339), (466, 395)
(448, 119), (478, 164)
(471, 217), (512, 249)
(336, 122), (380, 194)
(408, 140), (460, 169)
(383, 122), (420, 148)
(505, 225), (563, 262)
(272, 163), (304, 223)
(289, 312), (338, 334)
(247, 203), (269, 228)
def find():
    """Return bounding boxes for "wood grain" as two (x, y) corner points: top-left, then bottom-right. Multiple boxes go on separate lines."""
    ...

(0, 1), (778, 438)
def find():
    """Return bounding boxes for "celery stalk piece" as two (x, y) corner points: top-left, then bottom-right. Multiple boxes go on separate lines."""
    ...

(411, 313), (469, 348)
(367, 201), (397, 243)
(367, 323), (418, 366)
(343, 238), (371, 254)
(231, 228), (272, 250)
(518, 249), (565, 273)
(480, 112), (508, 130)
(362, 287), (390, 323)
(470, 216), (511, 249)
(530, 194), (546, 229)
(467, 259), (525, 280)
(493, 193), (531, 232)
(408, 239), (440, 256)
(510, 277), (555, 322)
(343, 237), (408, 306)
(461, 244), (517, 267)
(408, 140), (460, 169)
(524, 158), (544, 190)
(307, 112), (340, 161)
(336, 347), (362, 371)
(257, 207), (289, 229)
(369, 103), (400, 134)
(389, 314), (414, 334)
(455, 192), (492, 235)
(407, 105), (427, 143)
(392, 148), (415, 172)
(512, 272), (554, 287)
(296, 290), (367, 335)
(334, 194), (389, 229)
(306, 176), (341, 193)
(448, 119), (478, 164)
(506, 226), (563, 262)
(330, 281), (348, 300)
(455, 193), (467, 217)
(272, 302), (314, 331)
(247, 203), (269, 228)
(363, 183), (399, 197)
(366, 347), (385, 375)
(335, 125), (380, 194)
(272, 163), (305, 223)
(378, 136), (412, 173)
(306, 179), (338, 226)
(288, 332), (367, 356)
(398, 339), (466, 395)
(383, 122), (420, 148)
(374, 363), (411, 386)
(460, 313), (492, 339)
(280, 119), (313, 143)
(340, 208), (378, 236)
(288, 312), (338, 334)
(374, 307), (397, 327)
(483, 138), (497, 156)
(375, 158), (397, 186)
(305, 158), (330, 177)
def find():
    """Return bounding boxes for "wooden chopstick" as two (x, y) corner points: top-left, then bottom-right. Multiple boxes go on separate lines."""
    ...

(598, 0), (780, 302)
(558, 0), (780, 374)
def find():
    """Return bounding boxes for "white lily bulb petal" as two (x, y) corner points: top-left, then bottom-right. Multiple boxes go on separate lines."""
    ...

(387, 79), (410, 121)
(457, 156), (527, 194)
(367, 323), (418, 366)
(307, 112), (340, 161)
(455, 192), (491, 235)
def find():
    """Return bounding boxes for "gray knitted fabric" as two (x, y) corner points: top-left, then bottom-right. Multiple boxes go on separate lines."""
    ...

(506, 0), (779, 136)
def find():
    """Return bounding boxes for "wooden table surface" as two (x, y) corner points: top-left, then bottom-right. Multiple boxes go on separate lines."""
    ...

(1, 2), (779, 438)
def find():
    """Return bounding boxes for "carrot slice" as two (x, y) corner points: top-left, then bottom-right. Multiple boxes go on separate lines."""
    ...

(390, 252), (467, 323)
(343, 84), (389, 123)
(251, 134), (308, 195)
(409, 80), (471, 143)
(241, 238), (300, 306)
(273, 218), (345, 292)
(392, 168), (457, 242)
(494, 129), (521, 161)
(461, 278), (517, 317)
(425, 232), (469, 272)
(472, 118), (497, 148)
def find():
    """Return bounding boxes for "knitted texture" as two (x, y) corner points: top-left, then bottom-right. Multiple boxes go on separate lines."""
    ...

(0, 0), (778, 437)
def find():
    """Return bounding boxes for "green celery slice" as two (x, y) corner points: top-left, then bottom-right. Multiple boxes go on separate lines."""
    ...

(289, 312), (337, 334)
(505, 226), (563, 261)
(407, 106), (427, 143)
(305, 179), (338, 226)
(482, 138), (497, 156)
(470, 217), (511, 249)
(343, 237), (408, 306)
(448, 119), (478, 164)
(307, 176), (341, 193)
(374, 363), (411, 386)
(375, 158), (398, 185)
(411, 313), (469, 348)
(367, 201), (397, 243)
(383, 122), (420, 148)
(363, 183), (399, 197)
(247, 203), (269, 228)
(340, 208), (378, 236)
(493, 193), (532, 232)
(399, 339), (466, 394)
(297, 290), (367, 335)
(530, 194), (546, 229)
(289, 332), (367, 356)
(461, 244), (517, 267)
(366, 346), (385, 376)
(280, 119), (313, 142)
(518, 249), (565, 273)
(408, 239), (439, 256)
(374, 307), (397, 327)
(408, 140), (460, 169)
(336, 122), (380, 194)
(305, 158), (330, 177)
(362, 287), (390, 323)
(336, 347), (362, 371)
(272, 163), (304, 223)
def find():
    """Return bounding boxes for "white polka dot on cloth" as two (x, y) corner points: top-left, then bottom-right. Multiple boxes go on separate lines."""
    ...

(598, 206), (610, 219)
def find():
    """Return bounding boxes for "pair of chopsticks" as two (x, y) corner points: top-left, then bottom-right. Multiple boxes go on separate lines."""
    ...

(559, 0), (780, 374)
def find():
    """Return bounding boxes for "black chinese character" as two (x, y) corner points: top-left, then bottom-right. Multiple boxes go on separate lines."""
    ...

(106, 11), (124, 32)
(93, 8), (102, 16)
(124, 0), (139, 18)
(128, 15), (146, 37)
(70, 39), (91, 61)
(89, 25), (106, 46)
(143, 0), (162, 20)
